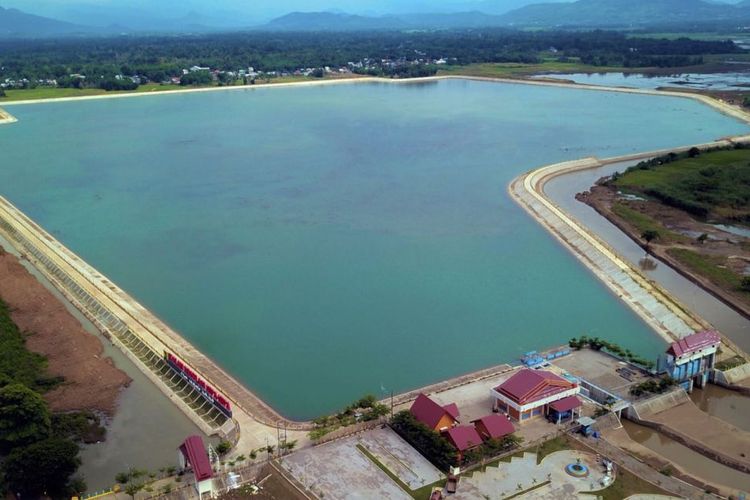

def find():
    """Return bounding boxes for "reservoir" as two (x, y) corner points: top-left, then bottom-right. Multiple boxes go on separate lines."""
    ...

(1, 79), (747, 419)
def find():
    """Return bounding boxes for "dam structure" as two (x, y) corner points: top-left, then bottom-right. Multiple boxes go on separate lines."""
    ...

(0, 75), (749, 441)
(509, 135), (750, 359)
(0, 196), (313, 443)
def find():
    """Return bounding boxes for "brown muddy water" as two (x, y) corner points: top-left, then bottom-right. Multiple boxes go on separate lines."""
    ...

(622, 420), (750, 493)
(690, 384), (750, 432)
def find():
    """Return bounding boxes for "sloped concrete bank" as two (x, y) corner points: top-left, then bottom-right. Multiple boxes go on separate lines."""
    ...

(0, 196), (315, 446)
(509, 136), (750, 357)
(628, 390), (750, 474)
(0, 107), (16, 124)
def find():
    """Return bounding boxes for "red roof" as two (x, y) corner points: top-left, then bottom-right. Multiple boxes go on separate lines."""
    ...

(179, 435), (213, 481)
(443, 403), (460, 421)
(495, 369), (575, 405)
(472, 414), (515, 440)
(410, 394), (459, 429)
(668, 330), (721, 358)
(445, 426), (483, 452)
(549, 395), (582, 413)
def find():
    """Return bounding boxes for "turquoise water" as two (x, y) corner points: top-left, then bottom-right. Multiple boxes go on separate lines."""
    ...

(1, 79), (747, 419)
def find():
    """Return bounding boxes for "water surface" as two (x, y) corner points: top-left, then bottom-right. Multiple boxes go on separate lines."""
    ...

(535, 72), (750, 90)
(1, 79), (747, 419)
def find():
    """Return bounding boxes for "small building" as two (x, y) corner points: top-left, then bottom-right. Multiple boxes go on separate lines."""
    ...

(472, 414), (515, 441)
(547, 395), (582, 424)
(410, 393), (459, 431)
(444, 425), (483, 459)
(178, 435), (214, 499)
(490, 369), (580, 424)
(661, 330), (721, 392)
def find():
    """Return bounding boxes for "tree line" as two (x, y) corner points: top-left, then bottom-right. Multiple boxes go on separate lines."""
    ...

(0, 297), (88, 497)
(0, 29), (740, 84)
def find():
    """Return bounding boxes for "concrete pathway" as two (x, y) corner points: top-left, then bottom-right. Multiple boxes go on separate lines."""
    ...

(454, 450), (608, 499)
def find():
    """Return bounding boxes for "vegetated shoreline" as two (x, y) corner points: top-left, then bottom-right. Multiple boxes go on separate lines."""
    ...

(579, 176), (750, 323)
(0, 74), (747, 431)
(0, 244), (131, 416)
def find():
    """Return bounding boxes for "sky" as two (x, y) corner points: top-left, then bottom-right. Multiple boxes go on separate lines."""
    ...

(3, 0), (570, 26)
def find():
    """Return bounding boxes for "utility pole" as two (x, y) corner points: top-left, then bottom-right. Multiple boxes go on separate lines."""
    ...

(391, 390), (394, 420)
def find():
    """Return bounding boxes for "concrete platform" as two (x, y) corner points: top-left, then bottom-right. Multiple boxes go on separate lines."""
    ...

(281, 427), (442, 499)
(455, 450), (609, 499)
(553, 349), (650, 401)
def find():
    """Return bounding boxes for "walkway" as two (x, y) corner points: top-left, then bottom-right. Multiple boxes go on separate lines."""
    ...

(570, 433), (710, 499)
(455, 450), (607, 499)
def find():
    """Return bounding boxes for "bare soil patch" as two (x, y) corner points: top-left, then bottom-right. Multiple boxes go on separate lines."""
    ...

(578, 183), (750, 319)
(0, 247), (130, 414)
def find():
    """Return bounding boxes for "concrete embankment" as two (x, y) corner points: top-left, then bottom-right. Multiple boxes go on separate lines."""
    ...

(0, 106), (16, 124)
(0, 196), (313, 445)
(509, 137), (750, 360)
(629, 391), (750, 474)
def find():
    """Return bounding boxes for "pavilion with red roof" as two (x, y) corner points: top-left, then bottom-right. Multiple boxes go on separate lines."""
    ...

(410, 393), (460, 431)
(444, 426), (483, 459)
(490, 369), (580, 424)
(472, 414), (515, 440)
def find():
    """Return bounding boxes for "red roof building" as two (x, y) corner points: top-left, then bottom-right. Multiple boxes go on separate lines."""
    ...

(668, 330), (721, 359)
(178, 436), (213, 481)
(472, 414), (515, 440)
(444, 426), (483, 453)
(490, 369), (579, 424)
(410, 393), (459, 431)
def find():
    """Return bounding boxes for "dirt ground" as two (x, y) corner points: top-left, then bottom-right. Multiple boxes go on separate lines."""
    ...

(578, 184), (750, 319)
(0, 247), (130, 415)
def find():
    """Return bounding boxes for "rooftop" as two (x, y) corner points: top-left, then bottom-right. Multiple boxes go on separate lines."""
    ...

(668, 330), (721, 358)
(179, 435), (213, 481)
(445, 425), (483, 452)
(495, 369), (575, 405)
(472, 414), (515, 440)
(410, 393), (459, 429)
(549, 395), (582, 413)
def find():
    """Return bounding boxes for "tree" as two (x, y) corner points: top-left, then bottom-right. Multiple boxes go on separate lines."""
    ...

(0, 88), (5, 97)
(2, 437), (81, 497)
(741, 276), (750, 292)
(266, 444), (275, 461)
(697, 233), (708, 244)
(0, 383), (51, 448)
(216, 440), (232, 455)
(125, 481), (144, 499)
(688, 147), (701, 158)
(641, 229), (660, 249)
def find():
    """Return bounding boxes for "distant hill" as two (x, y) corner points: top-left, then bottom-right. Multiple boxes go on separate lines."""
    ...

(499, 0), (750, 27)
(263, 11), (508, 31)
(0, 5), (93, 36)
(263, 12), (406, 31)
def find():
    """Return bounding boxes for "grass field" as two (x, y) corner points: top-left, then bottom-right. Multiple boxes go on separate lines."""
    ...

(437, 60), (624, 79)
(667, 248), (741, 290)
(611, 203), (687, 244)
(614, 148), (750, 224)
(0, 84), (184, 102)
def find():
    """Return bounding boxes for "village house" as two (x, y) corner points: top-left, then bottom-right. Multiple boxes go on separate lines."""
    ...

(410, 393), (459, 431)
(472, 414), (515, 441)
(444, 426), (483, 460)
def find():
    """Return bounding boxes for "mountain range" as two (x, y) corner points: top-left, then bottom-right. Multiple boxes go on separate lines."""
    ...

(3, 0), (750, 37)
